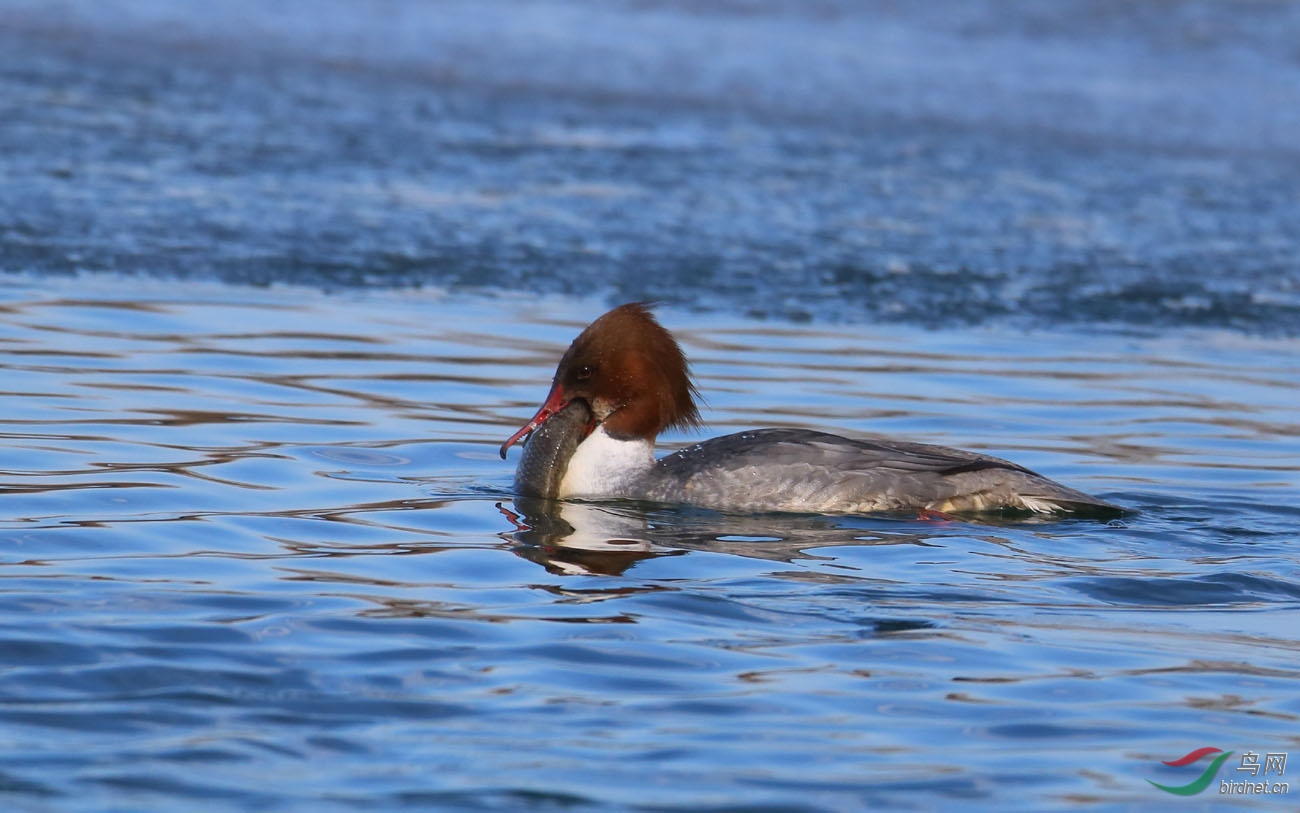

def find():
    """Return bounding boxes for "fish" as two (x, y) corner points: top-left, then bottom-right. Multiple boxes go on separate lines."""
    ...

(511, 398), (593, 499)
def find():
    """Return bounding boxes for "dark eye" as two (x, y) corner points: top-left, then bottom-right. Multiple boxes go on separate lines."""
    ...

(574, 364), (593, 381)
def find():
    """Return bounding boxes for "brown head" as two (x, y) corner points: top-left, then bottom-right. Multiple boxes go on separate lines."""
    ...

(500, 302), (702, 458)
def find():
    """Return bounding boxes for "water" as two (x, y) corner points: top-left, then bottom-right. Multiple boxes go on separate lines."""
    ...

(3, 278), (1297, 810)
(5, 0), (1300, 331)
(3, 1), (1300, 810)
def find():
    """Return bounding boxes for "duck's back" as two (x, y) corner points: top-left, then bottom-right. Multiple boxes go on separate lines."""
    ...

(636, 428), (1118, 515)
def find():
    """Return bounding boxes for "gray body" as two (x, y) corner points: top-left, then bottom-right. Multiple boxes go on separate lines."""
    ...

(516, 418), (1119, 516)
(638, 429), (1118, 515)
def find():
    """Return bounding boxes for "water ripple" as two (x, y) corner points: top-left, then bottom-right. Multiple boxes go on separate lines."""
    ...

(0, 278), (1296, 810)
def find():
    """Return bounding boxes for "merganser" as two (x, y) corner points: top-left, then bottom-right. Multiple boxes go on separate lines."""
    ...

(501, 303), (1120, 516)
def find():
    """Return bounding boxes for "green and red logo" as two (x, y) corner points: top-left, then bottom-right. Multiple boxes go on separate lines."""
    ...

(1148, 747), (1234, 796)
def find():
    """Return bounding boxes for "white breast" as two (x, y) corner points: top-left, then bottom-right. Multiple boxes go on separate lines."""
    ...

(557, 426), (656, 499)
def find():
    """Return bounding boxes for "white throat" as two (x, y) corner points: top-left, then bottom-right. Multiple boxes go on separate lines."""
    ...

(557, 425), (656, 499)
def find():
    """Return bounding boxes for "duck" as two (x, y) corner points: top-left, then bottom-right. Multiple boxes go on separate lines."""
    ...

(501, 303), (1120, 516)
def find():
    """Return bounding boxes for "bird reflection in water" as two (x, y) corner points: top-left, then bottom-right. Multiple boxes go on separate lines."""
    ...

(497, 498), (673, 576)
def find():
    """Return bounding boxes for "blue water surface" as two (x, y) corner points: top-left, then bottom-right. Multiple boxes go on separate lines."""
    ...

(2, 279), (1296, 811)
(2, 1), (1300, 811)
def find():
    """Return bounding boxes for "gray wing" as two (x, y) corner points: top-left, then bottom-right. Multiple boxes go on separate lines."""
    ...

(639, 428), (1117, 515)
